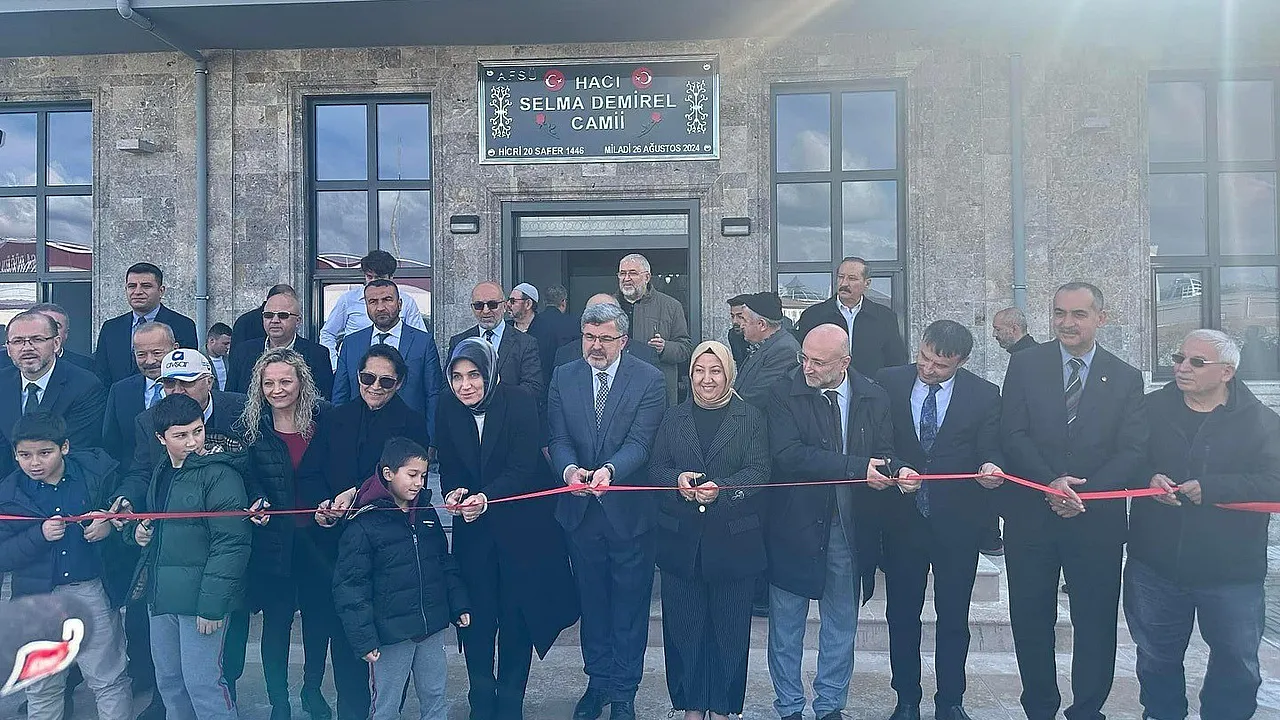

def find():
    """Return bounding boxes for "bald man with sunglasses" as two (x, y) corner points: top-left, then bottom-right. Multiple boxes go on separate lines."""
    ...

(448, 281), (544, 405)
(225, 286), (333, 399)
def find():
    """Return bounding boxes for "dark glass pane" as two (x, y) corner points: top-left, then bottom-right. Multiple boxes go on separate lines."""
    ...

(1219, 172), (1277, 255)
(1221, 266), (1279, 379)
(777, 272), (830, 326)
(1149, 173), (1206, 256)
(775, 94), (831, 172)
(377, 103), (430, 180)
(1219, 80), (1274, 162)
(378, 190), (431, 268)
(48, 281), (92, 354)
(776, 182), (831, 262)
(842, 180), (898, 260)
(841, 91), (897, 171)
(315, 191), (368, 269)
(1148, 82), (1206, 163)
(0, 197), (36, 272)
(46, 195), (92, 272)
(0, 113), (37, 187)
(1154, 272), (1205, 375)
(47, 111), (92, 186)
(0, 283), (39, 335)
(315, 104), (367, 181)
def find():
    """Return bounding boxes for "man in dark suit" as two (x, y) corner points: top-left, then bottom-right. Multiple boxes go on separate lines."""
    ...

(731, 292), (800, 410)
(448, 281), (543, 401)
(94, 262), (198, 386)
(554, 293), (662, 371)
(766, 323), (914, 720)
(526, 284), (581, 390)
(226, 286), (334, 399)
(875, 321), (1005, 720)
(32, 302), (95, 371)
(796, 256), (907, 378)
(999, 282), (1147, 720)
(547, 302), (665, 720)
(102, 322), (177, 467)
(230, 283), (294, 347)
(994, 306), (1038, 354)
(1, 310), (105, 451)
(333, 279), (443, 444)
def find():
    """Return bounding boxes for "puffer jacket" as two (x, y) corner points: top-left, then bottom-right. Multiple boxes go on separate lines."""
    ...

(1129, 379), (1280, 586)
(332, 475), (469, 657)
(124, 444), (251, 620)
(0, 449), (133, 607)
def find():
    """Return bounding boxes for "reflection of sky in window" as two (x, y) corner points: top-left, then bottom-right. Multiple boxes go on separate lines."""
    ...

(842, 181), (898, 260)
(378, 190), (431, 266)
(842, 92), (897, 171)
(775, 94), (830, 172)
(377, 104), (430, 180)
(1219, 172), (1277, 255)
(0, 196), (36, 239)
(776, 182), (830, 262)
(316, 191), (368, 267)
(47, 112), (92, 186)
(46, 195), (92, 248)
(1148, 82), (1205, 163)
(315, 105), (367, 181)
(1149, 174), (1207, 256)
(0, 114), (37, 187)
(1218, 81), (1274, 162)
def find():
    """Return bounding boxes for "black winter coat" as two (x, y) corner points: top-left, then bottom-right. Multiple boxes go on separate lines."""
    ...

(302, 395), (430, 509)
(794, 297), (907, 379)
(1129, 380), (1280, 586)
(651, 398), (770, 582)
(333, 478), (470, 657)
(0, 449), (131, 607)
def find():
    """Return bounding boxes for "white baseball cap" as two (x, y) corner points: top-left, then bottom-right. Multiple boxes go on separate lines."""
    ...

(160, 349), (213, 381)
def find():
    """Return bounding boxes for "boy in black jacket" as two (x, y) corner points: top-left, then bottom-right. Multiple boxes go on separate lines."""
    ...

(333, 436), (469, 720)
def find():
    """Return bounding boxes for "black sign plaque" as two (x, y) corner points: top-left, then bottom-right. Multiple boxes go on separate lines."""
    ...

(478, 57), (719, 164)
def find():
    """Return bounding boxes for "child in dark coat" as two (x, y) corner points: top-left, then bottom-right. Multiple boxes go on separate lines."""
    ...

(332, 437), (470, 720)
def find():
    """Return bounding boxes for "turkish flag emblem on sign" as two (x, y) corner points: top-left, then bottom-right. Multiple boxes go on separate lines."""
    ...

(1, 618), (85, 696)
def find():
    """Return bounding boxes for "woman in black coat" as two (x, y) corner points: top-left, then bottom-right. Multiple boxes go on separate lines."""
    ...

(437, 337), (579, 720)
(650, 340), (770, 720)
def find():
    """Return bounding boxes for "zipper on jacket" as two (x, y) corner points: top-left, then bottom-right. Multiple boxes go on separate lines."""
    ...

(144, 465), (181, 605)
(410, 519), (430, 635)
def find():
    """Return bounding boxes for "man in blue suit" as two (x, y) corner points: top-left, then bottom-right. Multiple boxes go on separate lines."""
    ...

(548, 302), (666, 720)
(0, 310), (106, 452)
(875, 320), (1005, 720)
(102, 321), (177, 467)
(94, 262), (198, 386)
(333, 279), (442, 443)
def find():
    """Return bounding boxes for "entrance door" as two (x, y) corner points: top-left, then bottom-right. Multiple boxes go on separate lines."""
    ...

(518, 248), (691, 321)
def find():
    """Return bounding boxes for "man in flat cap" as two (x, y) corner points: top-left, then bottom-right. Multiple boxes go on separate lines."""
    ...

(732, 292), (801, 411)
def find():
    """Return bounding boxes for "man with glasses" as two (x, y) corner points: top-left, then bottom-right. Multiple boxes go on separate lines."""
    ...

(795, 257), (907, 379)
(319, 250), (427, 368)
(615, 253), (691, 406)
(448, 281), (543, 402)
(1125, 329), (1280, 720)
(226, 286), (333, 399)
(0, 309), (105, 453)
(548, 302), (665, 720)
(94, 262), (198, 386)
(999, 282), (1146, 720)
(765, 323), (914, 720)
(333, 279), (442, 444)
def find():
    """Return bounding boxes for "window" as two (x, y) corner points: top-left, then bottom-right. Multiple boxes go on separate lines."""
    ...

(771, 83), (907, 333)
(0, 105), (93, 353)
(307, 97), (433, 331)
(1149, 74), (1280, 379)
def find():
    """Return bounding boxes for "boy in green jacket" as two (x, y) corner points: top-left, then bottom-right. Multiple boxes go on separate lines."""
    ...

(125, 393), (250, 720)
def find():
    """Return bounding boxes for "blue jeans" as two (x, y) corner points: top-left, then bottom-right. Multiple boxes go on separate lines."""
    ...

(768, 521), (859, 718)
(149, 613), (236, 720)
(1123, 558), (1264, 720)
(369, 630), (447, 720)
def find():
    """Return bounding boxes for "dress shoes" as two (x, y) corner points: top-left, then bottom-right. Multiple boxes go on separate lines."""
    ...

(609, 700), (637, 720)
(887, 704), (920, 720)
(572, 688), (608, 720)
(935, 706), (975, 720)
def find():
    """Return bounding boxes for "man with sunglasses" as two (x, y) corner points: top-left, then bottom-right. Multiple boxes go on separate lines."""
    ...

(448, 281), (543, 403)
(1126, 329), (1280, 720)
(225, 286), (333, 399)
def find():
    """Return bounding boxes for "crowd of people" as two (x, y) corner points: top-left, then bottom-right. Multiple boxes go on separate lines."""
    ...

(0, 250), (1276, 720)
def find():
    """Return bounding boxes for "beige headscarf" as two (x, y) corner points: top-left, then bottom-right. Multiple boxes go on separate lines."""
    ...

(689, 340), (739, 410)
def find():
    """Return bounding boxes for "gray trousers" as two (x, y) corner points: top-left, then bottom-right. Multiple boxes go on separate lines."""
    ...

(369, 630), (448, 720)
(149, 613), (237, 720)
(25, 579), (132, 720)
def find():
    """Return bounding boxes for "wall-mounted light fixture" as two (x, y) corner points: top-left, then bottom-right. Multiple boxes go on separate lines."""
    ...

(449, 214), (481, 234)
(117, 138), (159, 154)
(721, 217), (752, 237)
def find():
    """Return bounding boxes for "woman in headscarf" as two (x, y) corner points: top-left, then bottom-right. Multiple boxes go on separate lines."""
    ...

(650, 340), (770, 720)
(436, 337), (579, 720)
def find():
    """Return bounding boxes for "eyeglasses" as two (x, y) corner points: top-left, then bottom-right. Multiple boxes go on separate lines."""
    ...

(471, 300), (502, 311)
(1171, 353), (1230, 369)
(617, 270), (646, 279)
(358, 372), (399, 389)
(261, 311), (298, 320)
(506, 296), (529, 305)
(6, 336), (54, 349)
(797, 351), (847, 370)
(583, 332), (626, 345)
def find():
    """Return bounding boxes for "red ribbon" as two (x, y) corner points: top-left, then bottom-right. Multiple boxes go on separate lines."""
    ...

(0, 470), (1268, 523)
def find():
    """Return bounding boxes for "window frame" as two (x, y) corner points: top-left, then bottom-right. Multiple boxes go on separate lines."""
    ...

(305, 95), (433, 333)
(1149, 70), (1280, 379)
(769, 80), (909, 336)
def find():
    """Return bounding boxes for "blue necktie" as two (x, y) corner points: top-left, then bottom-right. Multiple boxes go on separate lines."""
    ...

(146, 383), (162, 409)
(917, 383), (940, 518)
